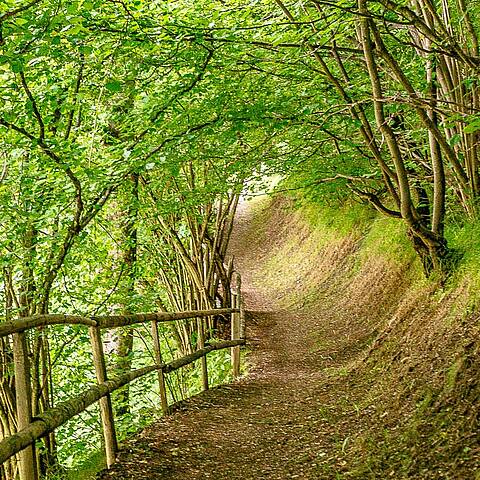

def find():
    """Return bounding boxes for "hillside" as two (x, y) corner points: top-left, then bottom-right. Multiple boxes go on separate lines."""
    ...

(98, 195), (479, 479)
(245, 195), (480, 478)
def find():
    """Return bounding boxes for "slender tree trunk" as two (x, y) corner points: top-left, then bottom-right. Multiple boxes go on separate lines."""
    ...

(115, 174), (139, 416)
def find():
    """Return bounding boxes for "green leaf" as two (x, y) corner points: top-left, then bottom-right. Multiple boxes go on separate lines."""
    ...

(79, 45), (93, 55)
(448, 133), (462, 146)
(83, 0), (94, 10)
(105, 80), (122, 92)
(464, 118), (480, 134)
(10, 60), (23, 73)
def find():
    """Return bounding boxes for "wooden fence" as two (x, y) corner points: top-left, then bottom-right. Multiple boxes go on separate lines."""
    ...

(0, 277), (246, 480)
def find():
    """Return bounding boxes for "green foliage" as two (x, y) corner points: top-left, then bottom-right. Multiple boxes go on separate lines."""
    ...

(55, 406), (102, 469)
(0, 0), (479, 475)
(207, 348), (235, 385)
(67, 451), (106, 480)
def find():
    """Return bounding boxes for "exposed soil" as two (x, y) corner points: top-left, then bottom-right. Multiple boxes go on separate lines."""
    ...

(97, 198), (375, 480)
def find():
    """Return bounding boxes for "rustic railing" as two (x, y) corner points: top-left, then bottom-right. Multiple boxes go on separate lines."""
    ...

(0, 276), (246, 480)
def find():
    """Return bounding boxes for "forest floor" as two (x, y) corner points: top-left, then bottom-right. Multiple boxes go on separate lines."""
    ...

(97, 199), (377, 479)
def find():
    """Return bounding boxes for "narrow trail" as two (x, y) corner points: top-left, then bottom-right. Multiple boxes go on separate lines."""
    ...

(98, 201), (369, 479)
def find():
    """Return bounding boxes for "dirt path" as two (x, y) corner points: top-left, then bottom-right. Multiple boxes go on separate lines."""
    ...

(98, 200), (369, 480)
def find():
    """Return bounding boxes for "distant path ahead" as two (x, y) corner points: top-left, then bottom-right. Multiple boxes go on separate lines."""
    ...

(98, 199), (366, 479)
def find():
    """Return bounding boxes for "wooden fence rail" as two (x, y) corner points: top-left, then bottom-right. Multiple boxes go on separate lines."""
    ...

(0, 339), (245, 466)
(0, 308), (236, 338)
(0, 278), (246, 480)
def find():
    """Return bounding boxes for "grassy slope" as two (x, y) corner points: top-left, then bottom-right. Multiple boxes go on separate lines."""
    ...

(244, 194), (480, 479)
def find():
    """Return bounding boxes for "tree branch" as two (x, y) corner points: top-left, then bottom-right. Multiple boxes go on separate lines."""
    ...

(142, 118), (220, 162)
(19, 71), (45, 140)
(64, 61), (84, 141)
(0, 0), (42, 22)
(350, 185), (401, 218)
(132, 49), (214, 147)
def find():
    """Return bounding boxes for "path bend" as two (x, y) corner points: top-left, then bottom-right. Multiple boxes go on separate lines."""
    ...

(98, 200), (365, 480)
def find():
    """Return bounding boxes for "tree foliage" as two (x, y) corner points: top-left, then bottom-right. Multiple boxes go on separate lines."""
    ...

(0, 0), (479, 475)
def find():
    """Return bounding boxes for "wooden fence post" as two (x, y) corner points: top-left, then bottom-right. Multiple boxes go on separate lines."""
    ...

(151, 321), (169, 415)
(89, 326), (118, 468)
(197, 318), (209, 391)
(236, 273), (246, 340)
(12, 332), (37, 480)
(231, 294), (241, 378)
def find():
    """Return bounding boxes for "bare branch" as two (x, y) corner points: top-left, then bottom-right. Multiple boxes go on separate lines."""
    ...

(0, 158), (7, 184)
(19, 72), (45, 140)
(350, 185), (402, 218)
(64, 61), (84, 141)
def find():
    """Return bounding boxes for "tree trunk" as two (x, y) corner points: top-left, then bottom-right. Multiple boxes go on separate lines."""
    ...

(115, 174), (138, 416)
